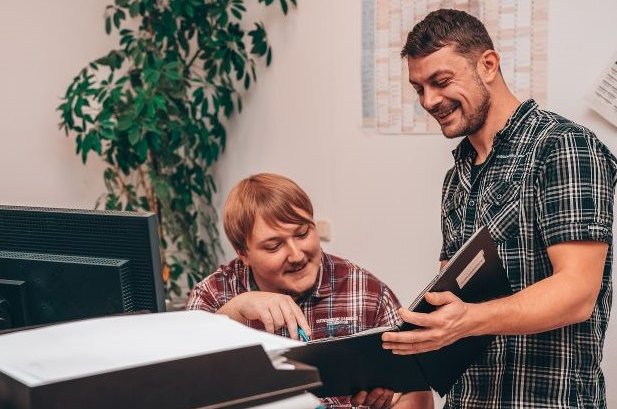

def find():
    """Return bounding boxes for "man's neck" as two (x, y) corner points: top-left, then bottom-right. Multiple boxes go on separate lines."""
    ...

(468, 92), (520, 164)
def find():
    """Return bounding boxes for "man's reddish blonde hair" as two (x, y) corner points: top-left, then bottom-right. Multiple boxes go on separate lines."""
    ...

(224, 173), (314, 253)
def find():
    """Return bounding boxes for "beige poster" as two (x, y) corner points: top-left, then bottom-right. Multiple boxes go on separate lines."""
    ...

(362, 0), (549, 134)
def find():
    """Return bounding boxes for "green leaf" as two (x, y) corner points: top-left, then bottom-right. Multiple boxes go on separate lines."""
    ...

(129, 1), (140, 17)
(192, 87), (204, 106)
(128, 127), (141, 145)
(248, 23), (269, 57)
(74, 97), (89, 117)
(166, 69), (181, 81)
(99, 126), (118, 141)
(117, 115), (134, 131)
(105, 16), (112, 34)
(143, 68), (161, 85)
(153, 95), (166, 110)
(135, 139), (148, 162)
(200, 97), (209, 117)
(170, 281), (182, 296)
(80, 131), (101, 163)
(113, 10), (122, 29)
(147, 130), (162, 152)
(185, 3), (194, 18)
(153, 180), (172, 201)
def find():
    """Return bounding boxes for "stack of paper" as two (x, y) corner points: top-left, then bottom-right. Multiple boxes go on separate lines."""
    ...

(0, 310), (302, 388)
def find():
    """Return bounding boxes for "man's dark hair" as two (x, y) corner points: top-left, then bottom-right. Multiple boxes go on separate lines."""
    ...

(401, 9), (494, 59)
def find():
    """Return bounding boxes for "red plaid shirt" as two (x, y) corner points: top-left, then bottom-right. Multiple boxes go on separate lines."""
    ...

(187, 251), (402, 408)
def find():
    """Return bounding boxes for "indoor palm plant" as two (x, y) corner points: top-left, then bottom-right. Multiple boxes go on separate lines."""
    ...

(58, 0), (296, 299)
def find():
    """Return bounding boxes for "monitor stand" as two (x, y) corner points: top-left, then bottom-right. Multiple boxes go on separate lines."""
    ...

(0, 279), (28, 330)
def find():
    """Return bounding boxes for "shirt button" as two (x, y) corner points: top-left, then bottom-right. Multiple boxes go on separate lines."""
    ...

(468, 200), (475, 206)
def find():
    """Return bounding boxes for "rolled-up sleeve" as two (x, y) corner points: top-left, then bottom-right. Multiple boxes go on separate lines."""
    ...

(535, 128), (617, 247)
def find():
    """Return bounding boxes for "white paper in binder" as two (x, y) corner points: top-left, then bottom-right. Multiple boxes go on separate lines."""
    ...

(0, 310), (302, 387)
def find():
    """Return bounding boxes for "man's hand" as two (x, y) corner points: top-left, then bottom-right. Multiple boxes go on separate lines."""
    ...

(351, 388), (396, 409)
(217, 291), (311, 340)
(383, 241), (608, 351)
(351, 389), (434, 408)
(382, 291), (469, 355)
(392, 391), (434, 408)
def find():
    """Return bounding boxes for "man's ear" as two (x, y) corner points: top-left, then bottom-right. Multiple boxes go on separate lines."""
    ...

(237, 250), (249, 267)
(477, 49), (500, 83)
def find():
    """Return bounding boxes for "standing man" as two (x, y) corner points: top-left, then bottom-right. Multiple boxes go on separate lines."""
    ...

(382, 8), (617, 408)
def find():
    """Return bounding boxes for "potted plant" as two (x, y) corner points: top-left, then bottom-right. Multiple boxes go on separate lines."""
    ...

(58, 0), (296, 301)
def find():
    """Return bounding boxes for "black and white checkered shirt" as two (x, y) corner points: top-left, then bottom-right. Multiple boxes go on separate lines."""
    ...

(441, 100), (617, 408)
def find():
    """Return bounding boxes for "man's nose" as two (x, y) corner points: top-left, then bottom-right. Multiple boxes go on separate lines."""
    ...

(287, 241), (304, 263)
(421, 87), (442, 112)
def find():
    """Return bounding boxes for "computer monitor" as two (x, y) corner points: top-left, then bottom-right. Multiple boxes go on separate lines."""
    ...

(0, 205), (166, 331)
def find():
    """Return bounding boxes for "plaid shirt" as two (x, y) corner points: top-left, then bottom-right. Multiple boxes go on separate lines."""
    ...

(441, 100), (617, 408)
(187, 251), (401, 409)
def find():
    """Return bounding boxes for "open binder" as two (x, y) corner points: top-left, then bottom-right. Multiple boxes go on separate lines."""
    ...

(284, 226), (512, 397)
(0, 311), (321, 409)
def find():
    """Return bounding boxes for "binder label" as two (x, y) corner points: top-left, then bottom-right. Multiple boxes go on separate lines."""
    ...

(456, 250), (485, 288)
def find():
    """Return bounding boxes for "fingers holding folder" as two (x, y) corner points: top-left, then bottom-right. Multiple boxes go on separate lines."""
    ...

(382, 291), (470, 355)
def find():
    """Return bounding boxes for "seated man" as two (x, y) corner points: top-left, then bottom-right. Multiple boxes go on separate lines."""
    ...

(187, 173), (433, 409)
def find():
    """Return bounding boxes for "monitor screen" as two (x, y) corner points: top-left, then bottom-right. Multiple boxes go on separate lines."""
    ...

(0, 205), (166, 331)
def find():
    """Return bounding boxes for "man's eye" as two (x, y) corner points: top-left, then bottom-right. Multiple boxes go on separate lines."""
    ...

(435, 79), (450, 88)
(413, 87), (424, 95)
(264, 243), (282, 252)
(296, 228), (310, 238)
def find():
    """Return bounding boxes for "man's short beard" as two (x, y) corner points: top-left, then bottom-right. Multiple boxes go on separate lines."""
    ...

(445, 72), (491, 139)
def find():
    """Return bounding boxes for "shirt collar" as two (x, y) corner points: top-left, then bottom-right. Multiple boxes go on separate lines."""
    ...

(233, 258), (254, 291)
(451, 99), (538, 161)
(310, 251), (333, 299)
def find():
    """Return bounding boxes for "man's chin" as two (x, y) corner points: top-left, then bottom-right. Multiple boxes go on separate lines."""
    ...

(443, 131), (465, 139)
(283, 284), (313, 300)
(283, 273), (319, 298)
(440, 124), (467, 139)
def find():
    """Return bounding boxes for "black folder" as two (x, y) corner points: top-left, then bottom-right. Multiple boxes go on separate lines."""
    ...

(284, 226), (512, 397)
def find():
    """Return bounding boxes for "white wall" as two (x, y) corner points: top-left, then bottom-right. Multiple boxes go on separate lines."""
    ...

(0, 1), (109, 208)
(1, 0), (616, 406)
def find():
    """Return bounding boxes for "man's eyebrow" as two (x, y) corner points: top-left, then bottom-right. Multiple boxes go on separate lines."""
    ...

(427, 69), (454, 82)
(257, 236), (281, 246)
(410, 69), (455, 85)
(256, 224), (308, 245)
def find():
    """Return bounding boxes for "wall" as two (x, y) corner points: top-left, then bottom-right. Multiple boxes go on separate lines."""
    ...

(0, 0), (616, 406)
(0, 1), (109, 208)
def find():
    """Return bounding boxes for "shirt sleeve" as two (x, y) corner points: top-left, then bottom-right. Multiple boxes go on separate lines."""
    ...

(319, 397), (354, 408)
(374, 283), (403, 328)
(185, 277), (224, 312)
(535, 128), (617, 247)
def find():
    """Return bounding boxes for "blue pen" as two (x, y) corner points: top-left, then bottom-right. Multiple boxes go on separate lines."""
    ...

(297, 326), (310, 342)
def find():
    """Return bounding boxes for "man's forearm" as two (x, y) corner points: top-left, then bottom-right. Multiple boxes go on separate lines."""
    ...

(216, 298), (244, 322)
(467, 267), (601, 336)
